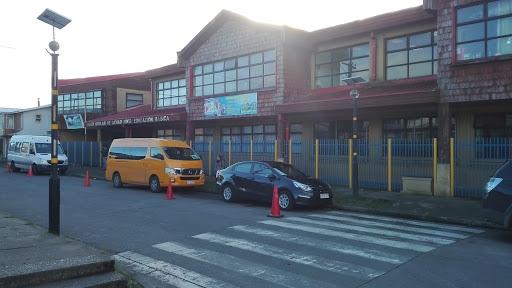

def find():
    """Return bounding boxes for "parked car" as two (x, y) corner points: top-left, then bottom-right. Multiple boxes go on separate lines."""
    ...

(216, 161), (332, 210)
(483, 160), (512, 230)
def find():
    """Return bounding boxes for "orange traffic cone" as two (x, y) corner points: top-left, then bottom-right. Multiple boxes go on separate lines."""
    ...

(84, 171), (90, 187)
(27, 165), (33, 176)
(6, 164), (10, 173)
(164, 179), (175, 200)
(267, 185), (284, 217)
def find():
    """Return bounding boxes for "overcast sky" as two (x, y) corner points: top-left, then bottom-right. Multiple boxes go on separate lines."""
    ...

(0, 0), (423, 109)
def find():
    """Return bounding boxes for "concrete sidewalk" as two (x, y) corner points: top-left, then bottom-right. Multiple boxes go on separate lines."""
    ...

(0, 161), (503, 287)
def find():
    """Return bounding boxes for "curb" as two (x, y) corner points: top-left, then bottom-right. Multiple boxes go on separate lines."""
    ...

(333, 204), (504, 231)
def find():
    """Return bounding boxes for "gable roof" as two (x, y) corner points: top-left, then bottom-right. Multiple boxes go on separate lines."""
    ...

(58, 72), (146, 86)
(145, 64), (185, 79)
(178, 9), (308, 62)
(308, 5), (435, 45)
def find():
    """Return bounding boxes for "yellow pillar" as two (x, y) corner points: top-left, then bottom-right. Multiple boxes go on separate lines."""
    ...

(349, 139), (353, 189)
(209, 141), (212, 176)
(289, 139), (292, 164)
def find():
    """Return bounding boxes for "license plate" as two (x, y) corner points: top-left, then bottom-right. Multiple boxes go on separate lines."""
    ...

(187, 180), (195, 184)
(320, 193), (329, 199)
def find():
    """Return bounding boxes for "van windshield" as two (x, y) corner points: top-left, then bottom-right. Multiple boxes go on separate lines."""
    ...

(35, 143), (64, 154)
(162, 147), (200, 161)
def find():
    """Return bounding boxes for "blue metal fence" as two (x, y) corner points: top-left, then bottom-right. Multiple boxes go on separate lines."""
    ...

(62, 138), (509, 198)
(454, 138), (510, 198)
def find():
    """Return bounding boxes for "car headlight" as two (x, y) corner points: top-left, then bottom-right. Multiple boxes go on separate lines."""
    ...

(165, 168), (177, 175)
(293, 181), (312, 192)
(200, 169), (204, 175)
(485, 177), (502, 194)
(40, 159), (48, 165)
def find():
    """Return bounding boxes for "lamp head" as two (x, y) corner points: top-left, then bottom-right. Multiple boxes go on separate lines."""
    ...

(350, 89), (359, 99)
(49, 40), (60, 52)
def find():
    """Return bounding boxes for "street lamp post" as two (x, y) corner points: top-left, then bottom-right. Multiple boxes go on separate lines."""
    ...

(37, 9), (71, 235)
(342, 76), (365, 198)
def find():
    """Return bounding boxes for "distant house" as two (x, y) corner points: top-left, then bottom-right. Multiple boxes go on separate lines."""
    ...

(0, 105), (51, 157)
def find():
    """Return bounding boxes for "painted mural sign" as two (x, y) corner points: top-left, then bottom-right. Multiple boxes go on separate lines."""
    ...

(204, 92), (257, 117)
(64, 114), (84, 129)
(86, 115), (171, 127)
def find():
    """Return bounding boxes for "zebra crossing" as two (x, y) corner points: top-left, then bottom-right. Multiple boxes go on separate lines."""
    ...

(114, 210), (485, 288)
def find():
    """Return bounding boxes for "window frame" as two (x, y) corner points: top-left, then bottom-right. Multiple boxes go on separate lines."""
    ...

(314, 43), (370, 89)
(156, 78), (187, 108)
(5, 115), (14, 129)
(126, 93), (144, 108)
(221, 124), (277, 153)
(385, 30), (438, 80)
(58, 90), (104, 114)
(157, 128), (181, 140)
(455, 0), (512, 61)
(193, 50), (276, 97)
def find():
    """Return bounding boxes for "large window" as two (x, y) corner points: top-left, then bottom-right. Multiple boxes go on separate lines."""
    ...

(58, 91), (103, 114)
(315, 44), (369, 89)
(384, 117), (437, 139)
(386, 31), (438, 80)
(383, 117), (456, 139)
(456, 0), (512, 60)
(474, 114), (512, 158)
(193, 50), (276, 97)
(193, 128), (214, 152)
(157, 129), (181, 140)
(221, 125), (276, 153)
(157, 79), (186, 107)
(314, 121), (369, 140)
(126, 93), (143, 108)
(6, 115), (14, 129)
(474, 114), (512, 137)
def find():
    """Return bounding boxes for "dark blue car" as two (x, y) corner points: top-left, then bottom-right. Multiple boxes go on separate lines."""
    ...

(483, 160), (512, 230)
(216, 161), (333, 210)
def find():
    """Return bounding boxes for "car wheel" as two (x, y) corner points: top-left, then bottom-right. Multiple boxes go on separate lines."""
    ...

(279, 190), (295, 210)
(149, 175), (161, 193)
(10, 161), (20, 172)
(222, 184), (235, 202)
(112, 172), (123, 188)
(31, 164), (39, 175)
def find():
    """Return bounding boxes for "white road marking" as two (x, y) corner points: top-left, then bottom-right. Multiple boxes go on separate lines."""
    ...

(328, 211), (485, 234)
(260, 219), (435, 252)
(192, 232), (384, 279)
(114, 251), (236, 288)
(230, 225), (410, 264)
(299, 215), (456, 244)
(154, 242), (340, 288)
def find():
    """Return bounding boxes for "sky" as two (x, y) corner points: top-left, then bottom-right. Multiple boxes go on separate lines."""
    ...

(0, 0), (423, 109)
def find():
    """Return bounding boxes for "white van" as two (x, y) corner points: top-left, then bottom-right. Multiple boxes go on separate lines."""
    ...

(7, 135), (68, 175)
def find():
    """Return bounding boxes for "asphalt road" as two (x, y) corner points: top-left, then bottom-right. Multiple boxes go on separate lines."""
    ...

(1, 172), (511, 287)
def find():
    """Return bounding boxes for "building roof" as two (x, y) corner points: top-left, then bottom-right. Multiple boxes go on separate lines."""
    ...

(0, 108), (20, 113)
(59, 72), (146, 86)
(275, 77), (439, 113)
(85, 104), (187, 128)
(178, 9), (308, 61)
(145, 64), (185, 79)
(308, 6), (435, 45)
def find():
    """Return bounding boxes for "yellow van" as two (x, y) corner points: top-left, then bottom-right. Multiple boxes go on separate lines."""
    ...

(105, 138), (204, 192)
